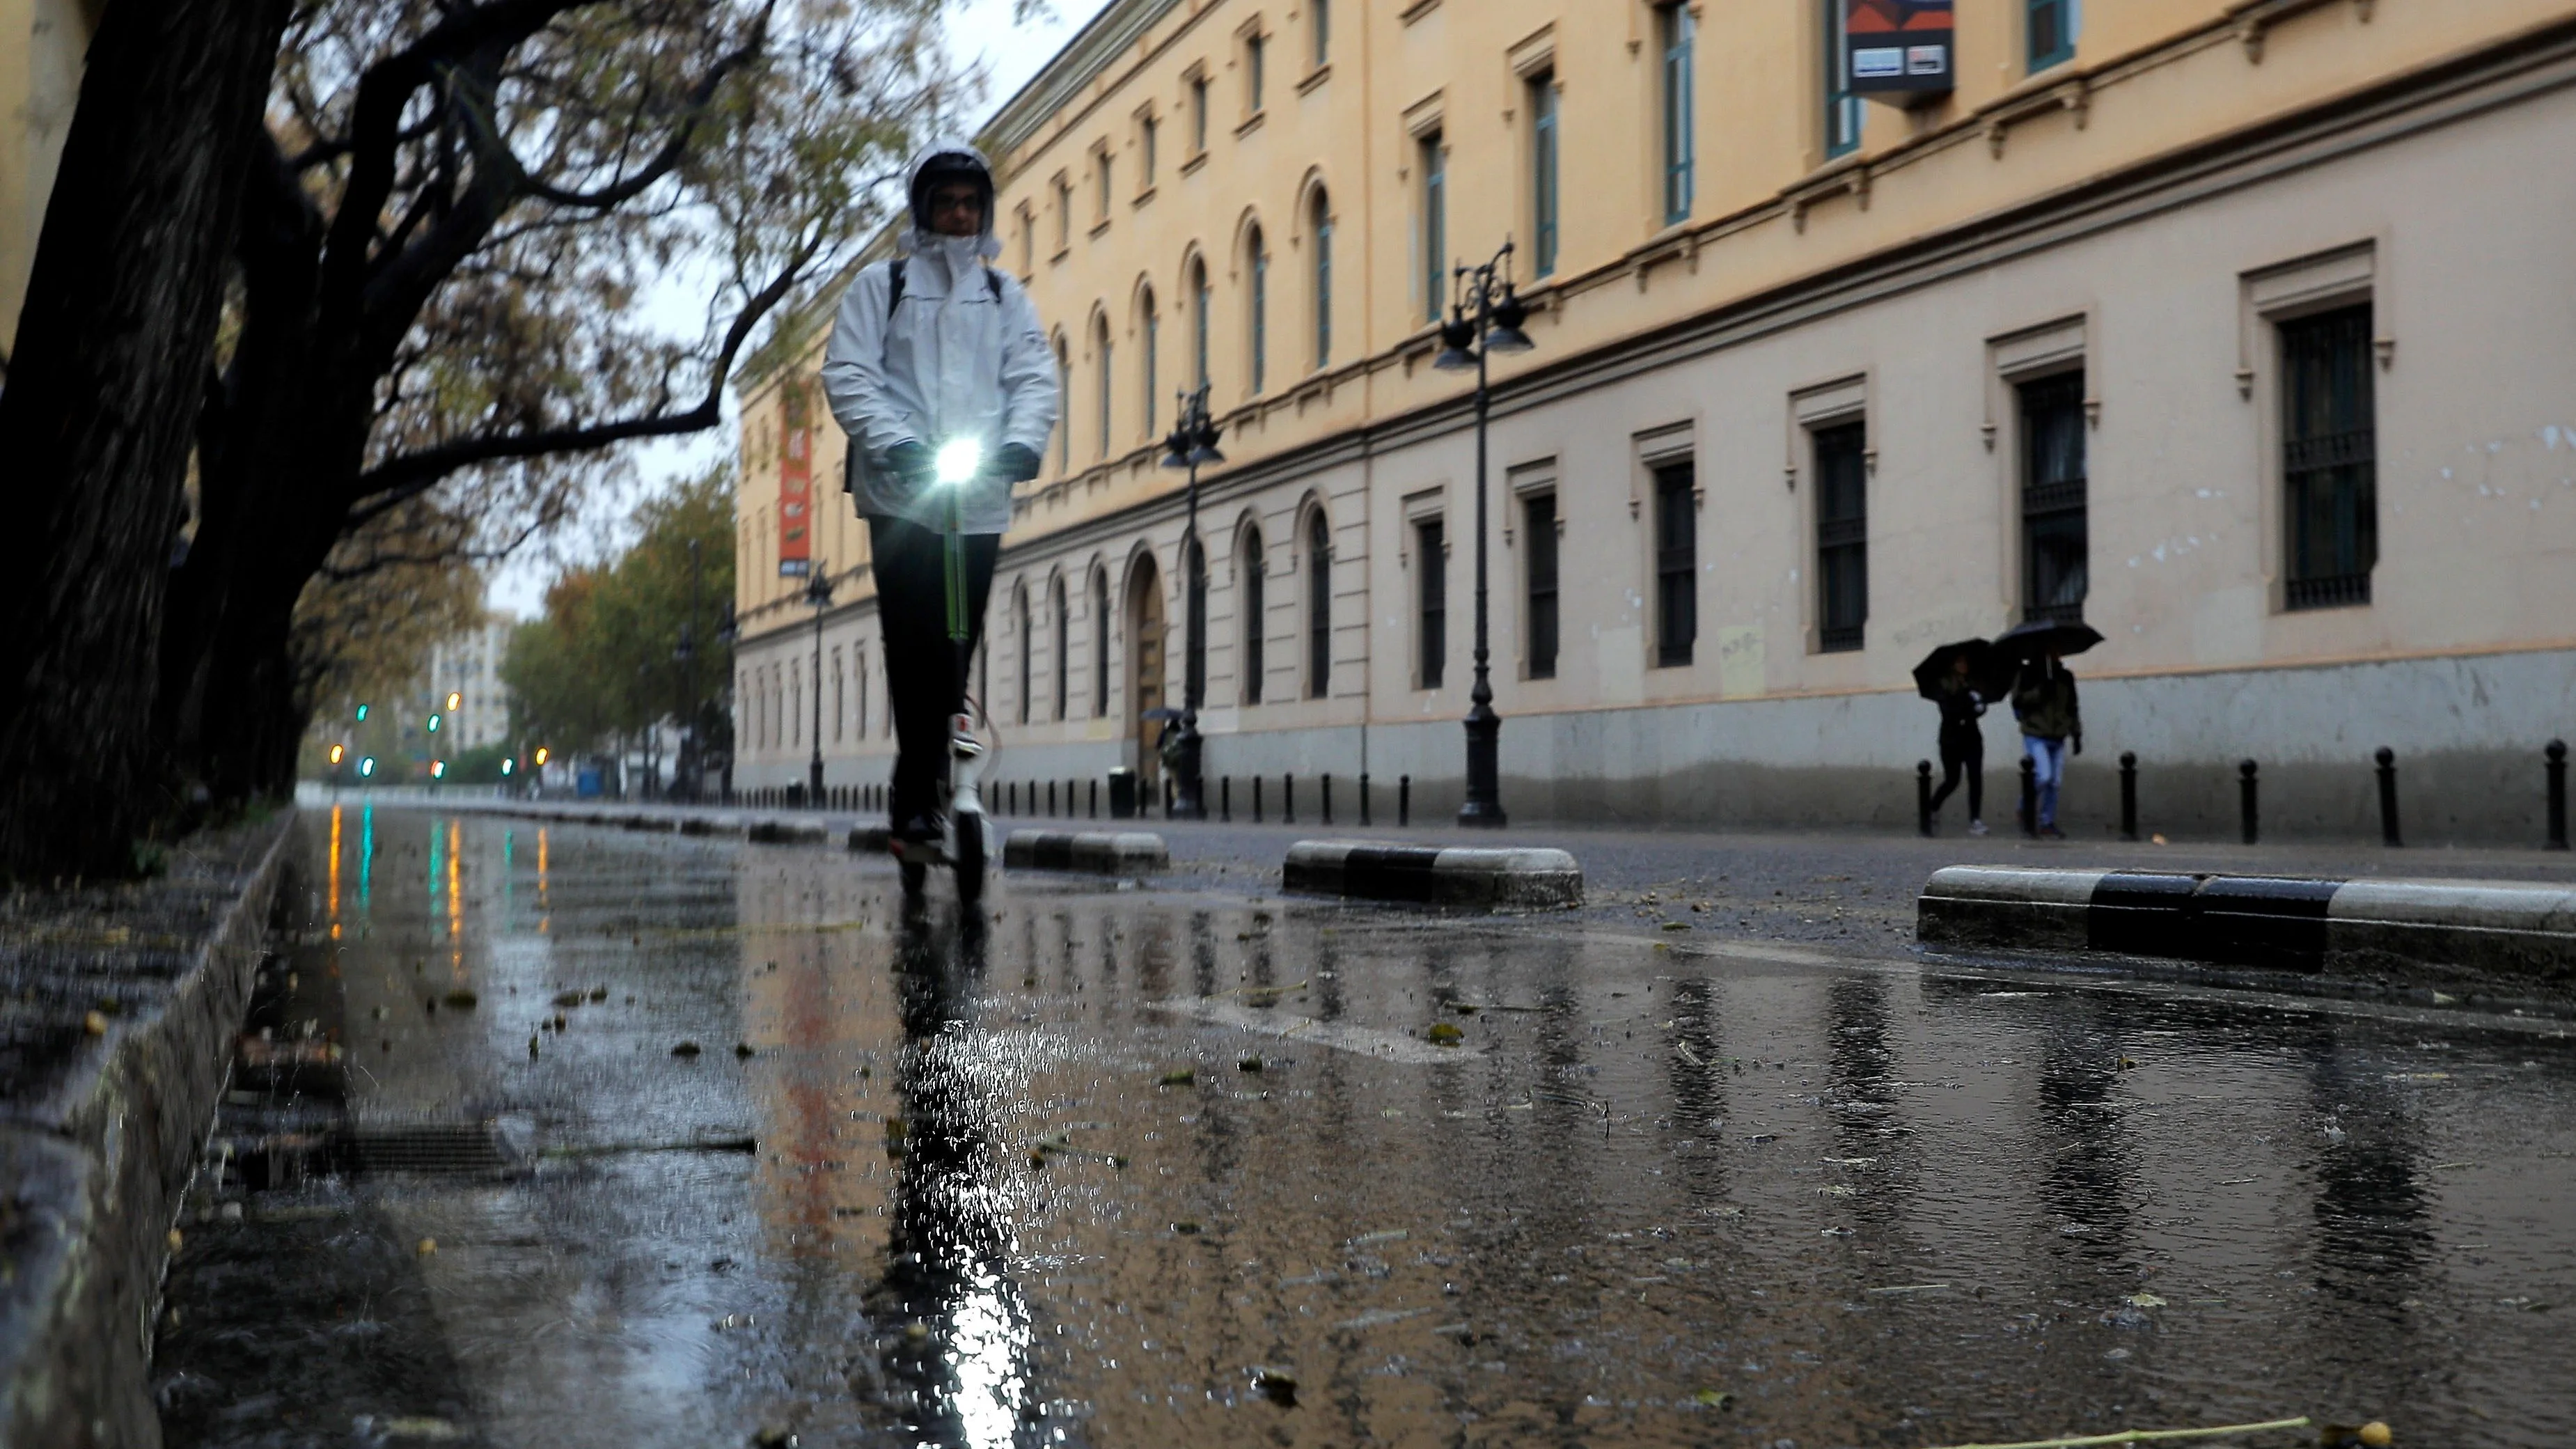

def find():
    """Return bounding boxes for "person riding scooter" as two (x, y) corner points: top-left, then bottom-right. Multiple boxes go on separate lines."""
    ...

(820, 140), (1060, 853)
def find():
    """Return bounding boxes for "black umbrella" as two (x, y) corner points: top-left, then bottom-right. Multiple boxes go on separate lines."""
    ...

(1140, 707), (1187, 723)
(1913, 639), (2007, 702)
(1995, 619), (2103, 664)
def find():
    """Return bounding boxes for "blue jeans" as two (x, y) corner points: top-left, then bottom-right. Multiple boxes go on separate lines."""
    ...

(2025, 736), (2068, 828)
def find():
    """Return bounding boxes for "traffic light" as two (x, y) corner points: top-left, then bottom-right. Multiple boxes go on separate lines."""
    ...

(500, 758), (515, 777)
(446, 691), (462, 711)
(359, 756), (377, 778)
(328, 744), (345, 765)
(431, 760), (447, 780)
(426, 714), (441, 733)
(355, 703), (369, 722)
(533, 746), (550, 767)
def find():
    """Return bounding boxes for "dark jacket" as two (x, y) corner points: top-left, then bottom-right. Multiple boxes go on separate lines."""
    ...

(2013, 664), (2081, 742)
(1934, 675), (1986, 743)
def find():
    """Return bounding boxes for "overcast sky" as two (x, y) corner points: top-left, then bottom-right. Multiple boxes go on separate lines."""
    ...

(485, 0), (1110, 618)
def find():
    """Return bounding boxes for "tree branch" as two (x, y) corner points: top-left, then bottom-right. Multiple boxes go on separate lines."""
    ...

(520, 26), (763, 211)
(345, 223), (826, 515)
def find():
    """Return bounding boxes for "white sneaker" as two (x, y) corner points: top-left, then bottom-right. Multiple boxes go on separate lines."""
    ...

(1968, 819), (1990, 836)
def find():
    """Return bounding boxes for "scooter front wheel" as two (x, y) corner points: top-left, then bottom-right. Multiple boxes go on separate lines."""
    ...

(952, 810), (987, 907)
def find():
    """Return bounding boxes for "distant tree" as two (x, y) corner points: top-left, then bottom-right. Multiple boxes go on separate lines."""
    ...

(292, 507), (489, 733)
(503, 464), (736, 765)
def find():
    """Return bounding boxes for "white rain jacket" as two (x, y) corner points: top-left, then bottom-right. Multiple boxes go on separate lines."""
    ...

(820, 140), (1060, 535)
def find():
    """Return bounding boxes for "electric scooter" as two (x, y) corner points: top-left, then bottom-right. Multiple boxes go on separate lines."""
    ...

(892, 440), (994, 904)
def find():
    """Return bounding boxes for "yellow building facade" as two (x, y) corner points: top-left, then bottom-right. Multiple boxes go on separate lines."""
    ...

(734, 0), (2576, 840)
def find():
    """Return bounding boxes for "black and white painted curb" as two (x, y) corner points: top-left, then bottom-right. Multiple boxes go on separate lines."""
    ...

(1283, 840), (1584, 909)
(1918, 866), (2576, 980)
(744, 817), (832, 845)
(1004, 830), (1170, 875)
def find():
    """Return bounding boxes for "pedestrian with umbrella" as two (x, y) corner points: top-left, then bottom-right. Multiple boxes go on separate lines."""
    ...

(1913, 639), (2005, 836)
(1998, 620), (2103, 839)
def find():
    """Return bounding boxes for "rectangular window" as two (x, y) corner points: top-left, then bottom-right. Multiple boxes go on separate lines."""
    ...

(1314, 0), (1330, 67)
(1421, 135), (1447, 322)
(1823, 1), (1861, 158)
(1815, 421), (1869, 652)
(1525, 493), (1558, 680)
(1141, 115), (1157, 187)
(1530, 77), (1560, 279)
(2019, 371), (2089, 624)
(2280, 303), (2378, 609)
(2028, 0), (2077, 70)
(1247, 33), (1266, 113)
(1055, 180), (1071, 251)
(1661, 4), (1696, 224)
(1021, 210), (1035, 272)
(1097, 152), (1112, 219)
(1416, 518), (1446, 689)
(1191, 77), (1209, 152)
(1653, 463), (1697, 668)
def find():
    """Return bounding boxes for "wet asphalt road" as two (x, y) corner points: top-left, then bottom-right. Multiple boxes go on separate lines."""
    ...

(155, 806), (2576, 1449)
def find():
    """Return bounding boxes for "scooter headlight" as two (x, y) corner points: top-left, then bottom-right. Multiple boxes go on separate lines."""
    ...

(934, 439), (984, 487)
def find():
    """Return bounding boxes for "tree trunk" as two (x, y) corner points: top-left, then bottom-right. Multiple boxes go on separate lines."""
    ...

(0, 0), (290, 878)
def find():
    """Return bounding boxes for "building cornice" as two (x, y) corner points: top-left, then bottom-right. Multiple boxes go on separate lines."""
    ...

(981, 0), (1188, 161)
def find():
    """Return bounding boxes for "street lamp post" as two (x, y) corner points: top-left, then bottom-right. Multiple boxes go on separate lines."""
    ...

(1434, 240), (1537, 828)
(806, 561), (835, 805)
(675, 538), (701, 802)
(1159, 382), (1226, 820)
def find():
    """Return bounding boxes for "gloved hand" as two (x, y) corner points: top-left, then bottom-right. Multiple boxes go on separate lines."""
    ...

(2073, 735), (2084, 756)
(883, 441), (934, 491)
(987, 442), (1044, 484)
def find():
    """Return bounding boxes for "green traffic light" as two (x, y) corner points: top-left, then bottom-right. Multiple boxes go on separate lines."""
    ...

(355, 703), (369, 721)
(427, 714), (441, 733)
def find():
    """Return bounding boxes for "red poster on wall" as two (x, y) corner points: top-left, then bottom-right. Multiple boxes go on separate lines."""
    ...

(777, 388), (812, 578)
(1846, 0), (1954, 95)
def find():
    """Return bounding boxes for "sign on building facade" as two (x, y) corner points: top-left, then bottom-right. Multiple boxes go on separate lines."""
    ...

(777, 386), (813, 577)
(1846, 0), (1954, 94)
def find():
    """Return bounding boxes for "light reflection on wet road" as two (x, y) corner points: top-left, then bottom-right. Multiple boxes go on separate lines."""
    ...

(157, 808), (2576, 1449)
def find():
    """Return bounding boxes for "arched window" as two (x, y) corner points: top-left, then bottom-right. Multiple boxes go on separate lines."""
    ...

(1094, 315), (1113, 459)
(1092, 568), (1110, 718)
(1053, 333), (1071, 472)
(1191, 256), (1211, 389)
(1015, 583), (1032, 725)
(1305, 509), (1330, 698)
(1246, 226), (1268, 395)
(1310, 188), (1332, 370)
(1052, 577), (1070, 721)
(1140, 285), (1160, 437)
(1185, 538), (1207, 712)
(1239, 525), (1266, 705)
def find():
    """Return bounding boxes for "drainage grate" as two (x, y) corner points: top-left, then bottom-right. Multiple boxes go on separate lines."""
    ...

(335, 1122), (517, 1179)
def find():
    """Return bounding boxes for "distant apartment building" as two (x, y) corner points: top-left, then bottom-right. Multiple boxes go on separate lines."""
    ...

(730, 0), (2576, 841)
(423, 619), (514, 751)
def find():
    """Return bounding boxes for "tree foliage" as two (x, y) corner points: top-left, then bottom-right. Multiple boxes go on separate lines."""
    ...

(159, 0), (964, 809)
(503, 464), (736, 757)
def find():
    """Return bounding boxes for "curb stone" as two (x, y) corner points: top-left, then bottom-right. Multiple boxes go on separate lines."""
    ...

(1282, 840), (1584, 909)
(743, 817), (831, 845)
(1003, 831), (1169, 876)
(1, 813), (298, 1449)
(1917, 866), (2576, 1001)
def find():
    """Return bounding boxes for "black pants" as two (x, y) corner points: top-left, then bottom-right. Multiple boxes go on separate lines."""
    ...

(867, 516), (999, 825)
(1928, 732), (1983, 820)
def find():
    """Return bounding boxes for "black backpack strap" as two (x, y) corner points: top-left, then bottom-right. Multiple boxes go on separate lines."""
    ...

(885, 257), (907, 320)
(984, 266), (1004, 302)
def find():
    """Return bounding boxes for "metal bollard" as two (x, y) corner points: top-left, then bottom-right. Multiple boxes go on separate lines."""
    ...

(1164, 775), (1175, 817)
(1360, 772), (1372, 827)
(2548, 741), (2569, 850)
(2119, 752), (2139, 842)
(1285, 774), (1295, 825)
(1252, 776), (1264, 823)
(1047, 781), (1055, 817)
(2018, 755), (2038, 838)
(1917, 760), (1933, 838)
(1090, 778), (1099, 819)
(1399, 774), (1411, 827)
(1221, 776), (1232, 822)
(2239, 759), (2260, 845)
(1321, 774), (1333, 826)
(2375, 747), (2402, 847)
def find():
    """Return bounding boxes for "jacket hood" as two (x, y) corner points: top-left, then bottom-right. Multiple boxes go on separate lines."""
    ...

(901, 137), (1003, 260)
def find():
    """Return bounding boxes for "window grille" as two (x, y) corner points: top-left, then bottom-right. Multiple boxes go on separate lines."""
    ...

(1815, 422), (1869, 652)
(2281, 304), (2377, 610)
